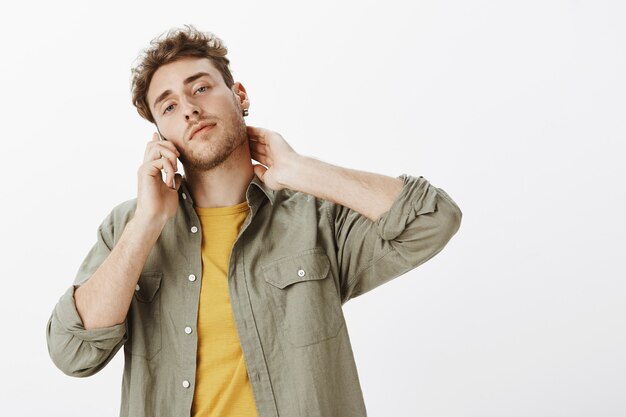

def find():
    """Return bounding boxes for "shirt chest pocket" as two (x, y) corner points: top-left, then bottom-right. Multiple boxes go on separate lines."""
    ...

(127, 271), (163, 360)
(261, 248), (344, 348)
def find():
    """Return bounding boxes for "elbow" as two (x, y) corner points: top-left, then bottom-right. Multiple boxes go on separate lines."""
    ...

(46, 285), (127, 377)
(390, 190), (462, 268)
(46, 315), (123, 378)
(432, 192), (463, 252)
(49, 348), (99, 378)
(442, 197), (462, 243)
(46, 317), (92, 377)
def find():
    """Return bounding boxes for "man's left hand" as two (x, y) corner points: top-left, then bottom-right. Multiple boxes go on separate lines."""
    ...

(247, 125), (300, 191)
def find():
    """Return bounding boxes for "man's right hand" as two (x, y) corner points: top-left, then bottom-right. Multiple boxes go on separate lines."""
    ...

(135, 132), (183, 225)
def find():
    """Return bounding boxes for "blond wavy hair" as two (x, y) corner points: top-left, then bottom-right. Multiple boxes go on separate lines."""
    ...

(130, 24), (235, 124)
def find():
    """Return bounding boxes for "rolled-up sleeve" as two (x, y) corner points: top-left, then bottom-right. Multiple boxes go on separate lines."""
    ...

(327, 174), (462, 304)
(46, 214), (128, 377)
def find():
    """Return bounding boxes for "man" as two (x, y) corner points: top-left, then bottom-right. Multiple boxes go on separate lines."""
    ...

(46, 24), (462, 417)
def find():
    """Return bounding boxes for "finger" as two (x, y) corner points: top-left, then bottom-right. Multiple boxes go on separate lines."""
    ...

(249, 140), (268, 155)
(248, 134), (266, 145)
(147, 140), (179, 158)
(146, 144), (179, 171)
(173, 173), (183, 191)
(246, 126), (267, 144)
(251, 152), (272, 167)
(249, 148), (269, 163)
(156, 138), (181, 157)
(246, 125), (266, 134)
(141, 157), (166, 178)
(144, 136), (160, 160)
(253, 163), (268, 181)
(248, 137), (265, 145)
(154, 145), (179, 169)
(146, 133), (180, 157)
(156, 157), (176, 187)
(144, 133), (160, 159)
(142, 158), (175, 187)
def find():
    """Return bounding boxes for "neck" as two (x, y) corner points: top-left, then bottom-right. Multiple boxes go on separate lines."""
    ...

(183, 141), (255, 208)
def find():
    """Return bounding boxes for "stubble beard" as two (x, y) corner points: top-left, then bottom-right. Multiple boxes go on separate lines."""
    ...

(179, 102), (247, 172)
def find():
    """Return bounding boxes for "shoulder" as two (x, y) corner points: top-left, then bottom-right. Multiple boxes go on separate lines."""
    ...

(269, 187), (335, 230)
(273, 187), (329, 211)
(109, 197), (138, 221)
(99, 197), (138, 241)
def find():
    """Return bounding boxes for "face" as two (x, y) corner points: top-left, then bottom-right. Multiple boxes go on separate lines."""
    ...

(146, 57), (249, 172)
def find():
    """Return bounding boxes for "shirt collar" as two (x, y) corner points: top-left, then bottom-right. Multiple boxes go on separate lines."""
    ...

(178, 172), (275, 207)
(248, 172), (276, 205)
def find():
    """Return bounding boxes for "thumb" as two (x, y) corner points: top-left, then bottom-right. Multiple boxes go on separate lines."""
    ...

(253, 164), (267, 182)
(173, 173), (183, 191)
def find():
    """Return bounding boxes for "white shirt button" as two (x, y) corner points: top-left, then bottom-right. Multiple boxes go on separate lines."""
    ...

(184, 326), (193, 334)
(135, 284), (140, 291)
(182, 193), (187, 200)
(297, 269), (306, 277)
(191, 226), (198, 233)
(188, 274), (197, 282)
(182, 380), (190, 388)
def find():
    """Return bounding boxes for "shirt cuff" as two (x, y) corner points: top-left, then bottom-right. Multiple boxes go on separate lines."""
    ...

(54, 284), (127, 348)
(375, 174), (439, 241)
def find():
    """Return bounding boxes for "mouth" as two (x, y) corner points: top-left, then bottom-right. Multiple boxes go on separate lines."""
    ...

(190, 123), (217, 140)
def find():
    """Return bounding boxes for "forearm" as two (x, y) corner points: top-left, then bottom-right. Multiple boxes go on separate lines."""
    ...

(74, 215), (165, 330)
(282, 156), (404, 222)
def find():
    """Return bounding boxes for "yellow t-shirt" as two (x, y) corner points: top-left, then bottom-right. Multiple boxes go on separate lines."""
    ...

(191, 200), (259, 417)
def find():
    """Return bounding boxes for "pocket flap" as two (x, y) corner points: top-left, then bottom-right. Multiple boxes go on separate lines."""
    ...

(134, 271), (163, 302)
(262, 248), (330, 289)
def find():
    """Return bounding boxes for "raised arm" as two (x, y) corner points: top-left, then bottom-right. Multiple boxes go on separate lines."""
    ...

(281, 156), (462, 303)
(245, 125), (462, 304)
(46, 132), (182, 376)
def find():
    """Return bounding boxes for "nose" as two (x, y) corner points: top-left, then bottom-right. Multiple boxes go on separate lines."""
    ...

(180, 95), (202, 120)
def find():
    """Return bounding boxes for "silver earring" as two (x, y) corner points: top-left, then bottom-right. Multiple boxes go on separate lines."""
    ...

(242, 108), (249, 117)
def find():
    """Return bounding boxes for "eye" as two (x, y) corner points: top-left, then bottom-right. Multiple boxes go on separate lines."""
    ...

(162, 86), (209, 115)
(163, 104), (174, 115)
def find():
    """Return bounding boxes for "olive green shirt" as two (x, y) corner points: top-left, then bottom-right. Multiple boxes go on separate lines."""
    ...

(46, 172), (462, 417)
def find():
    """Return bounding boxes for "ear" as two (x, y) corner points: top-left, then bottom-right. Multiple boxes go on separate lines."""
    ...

(232, 82), (250, 112)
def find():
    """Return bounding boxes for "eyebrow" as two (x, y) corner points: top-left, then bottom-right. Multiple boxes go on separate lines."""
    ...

(152, 72), (214, 111)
